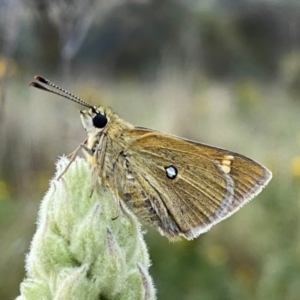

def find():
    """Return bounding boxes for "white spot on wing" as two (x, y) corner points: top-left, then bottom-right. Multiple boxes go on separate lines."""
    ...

(165, 166), (177, 179)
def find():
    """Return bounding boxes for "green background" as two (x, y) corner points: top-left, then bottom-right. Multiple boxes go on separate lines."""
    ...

(0, 1), (300, 299)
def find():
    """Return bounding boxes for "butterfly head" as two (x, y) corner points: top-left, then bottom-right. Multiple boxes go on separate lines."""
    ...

(80, 106), (109, 134)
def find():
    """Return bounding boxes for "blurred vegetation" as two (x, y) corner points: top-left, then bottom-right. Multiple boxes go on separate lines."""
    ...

(1, 0), (300, 299)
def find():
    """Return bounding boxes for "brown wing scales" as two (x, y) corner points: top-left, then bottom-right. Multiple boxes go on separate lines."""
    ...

(115, 128), (271, 240)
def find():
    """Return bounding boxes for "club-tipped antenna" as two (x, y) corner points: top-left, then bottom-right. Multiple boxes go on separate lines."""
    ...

(29, 75), (95, 110)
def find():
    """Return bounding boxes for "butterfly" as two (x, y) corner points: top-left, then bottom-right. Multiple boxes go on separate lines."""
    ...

(29, 76), (272, 241)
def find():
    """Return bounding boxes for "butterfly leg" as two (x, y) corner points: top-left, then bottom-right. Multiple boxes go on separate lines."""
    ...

(89, 166), (101, 198)
(110, 171), (123, 220)
(57, 139), (88, 180)
(88, 135), (107, 198)
(111, 190), (121, 220)
(65, 138), (88, 158)
(81, 144), (94, 156)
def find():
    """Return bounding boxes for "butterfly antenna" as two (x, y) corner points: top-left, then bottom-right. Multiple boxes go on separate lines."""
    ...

(29, 75), (95, 110)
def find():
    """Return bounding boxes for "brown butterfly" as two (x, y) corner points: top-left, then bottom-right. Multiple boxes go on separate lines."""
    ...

(29, 76), (272, 241)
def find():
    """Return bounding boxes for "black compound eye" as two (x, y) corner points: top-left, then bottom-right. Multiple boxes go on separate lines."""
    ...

(93, 114), (108, 128)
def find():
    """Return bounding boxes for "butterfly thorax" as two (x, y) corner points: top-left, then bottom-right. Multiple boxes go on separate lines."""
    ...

(80, 106), (134, 182)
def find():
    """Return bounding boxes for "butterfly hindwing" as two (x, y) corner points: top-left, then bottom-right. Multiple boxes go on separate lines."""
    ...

(116, 128), (271, 240)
